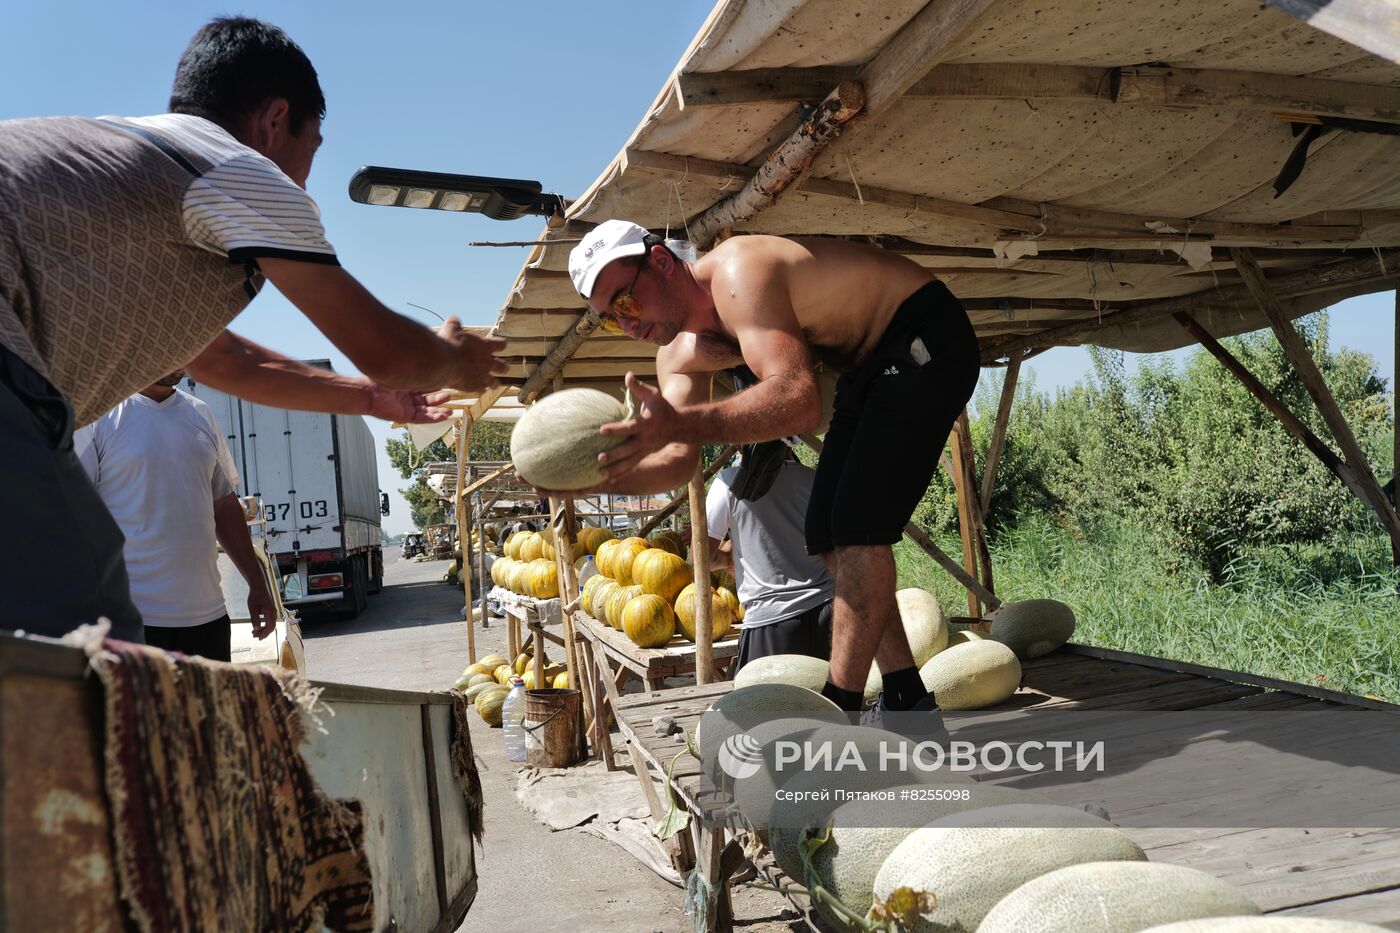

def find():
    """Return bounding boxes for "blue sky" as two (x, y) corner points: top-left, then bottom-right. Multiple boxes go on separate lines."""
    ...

(5, 2), (1395, 532)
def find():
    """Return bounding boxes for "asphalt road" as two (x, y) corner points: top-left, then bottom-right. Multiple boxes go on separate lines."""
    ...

(302, 546), (799, 933)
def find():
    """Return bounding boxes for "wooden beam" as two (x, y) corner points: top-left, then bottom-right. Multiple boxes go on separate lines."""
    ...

(459, 461), (515, 500)
(679, 62), (1400, 125)
(455, 416), (476, 664)
(516, 309), (604, 403)
(1174, 310), (1376, 510)
(625, 147), (1360, 242)
(687, 81), (866, 247)
(980, 352), (1021, 516)
(858, 0), (1003, 115)
(688, 464), (716, 685)
(1231, 248), (1400, 556)
(981, 249), (1400, 362)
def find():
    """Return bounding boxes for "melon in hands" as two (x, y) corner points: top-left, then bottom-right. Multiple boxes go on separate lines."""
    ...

(511, 388), (632, 490)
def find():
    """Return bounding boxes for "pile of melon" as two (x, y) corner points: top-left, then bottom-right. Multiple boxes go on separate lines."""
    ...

(581, 532), (745, 649)
(453, 645), (571, 727)
(699, 684), (1384, 933)
(491, 525), (616, 601)
(734, 590), (1077, 711)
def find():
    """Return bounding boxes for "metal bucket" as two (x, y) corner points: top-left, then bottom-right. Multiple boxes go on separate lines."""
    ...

(522, 688), (583, 768)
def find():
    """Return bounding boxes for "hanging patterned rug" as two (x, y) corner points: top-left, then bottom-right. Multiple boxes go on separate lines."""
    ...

(75, 631), (374, 932)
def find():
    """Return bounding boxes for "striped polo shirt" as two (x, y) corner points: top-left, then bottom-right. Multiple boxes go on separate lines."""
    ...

(0, 113), (336, 426)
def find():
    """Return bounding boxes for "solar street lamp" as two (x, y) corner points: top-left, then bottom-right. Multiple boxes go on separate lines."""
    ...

(348, 166), (565, 220)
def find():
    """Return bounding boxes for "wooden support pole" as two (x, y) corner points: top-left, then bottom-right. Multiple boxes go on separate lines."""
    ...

(687, 81), (865, 247)
(949, 413), (982, 617)
(455, 416), (476, 664)
(1394, 289), (1398, 513)
(475, 488), (490, 625)
(1231, 248), (1400, 560)
(688, 464), (716, 686)
(638, 446), (740, 537)
(957, 412), (995, 602)
(980, 353), (1021, 517)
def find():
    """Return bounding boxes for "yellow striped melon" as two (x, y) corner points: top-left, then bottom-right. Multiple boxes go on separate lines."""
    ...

(977, 862), (1261, 933)
(477, 654), (508, 671)
(872, 805), (1146, 932)
(475, 686), (509, 727)
(918, 639), (1021, 710)
(990, 598), (1077, 659)
(621, 592), (677, 648)
(511, 388), (629, 490)
(674, 583), (734, 642)
(605, 584), (644, 632)
(590, 579), (622, 627)
(610, 537), (649, 586)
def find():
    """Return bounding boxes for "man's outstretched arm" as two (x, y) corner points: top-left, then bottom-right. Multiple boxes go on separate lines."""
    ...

(188, 331), (454, 424)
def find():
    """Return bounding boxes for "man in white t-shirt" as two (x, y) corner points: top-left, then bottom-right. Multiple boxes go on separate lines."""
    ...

(77, 370), (275, 661)
(706, 451), (835, 669)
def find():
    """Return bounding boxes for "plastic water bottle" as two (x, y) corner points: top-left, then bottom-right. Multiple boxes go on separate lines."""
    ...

(578, 555), (597, 593)
(502, 676), (527, 762)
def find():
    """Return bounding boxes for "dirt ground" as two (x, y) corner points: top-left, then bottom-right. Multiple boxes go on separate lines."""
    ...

(304, 547), (803, 933)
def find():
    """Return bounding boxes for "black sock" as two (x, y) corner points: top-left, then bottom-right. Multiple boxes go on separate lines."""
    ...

(821, 680), (864, 713)
(881, 667), (929, 711)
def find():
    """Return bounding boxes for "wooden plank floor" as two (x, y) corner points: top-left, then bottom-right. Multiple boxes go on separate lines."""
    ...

(613, 648), (1400, 928)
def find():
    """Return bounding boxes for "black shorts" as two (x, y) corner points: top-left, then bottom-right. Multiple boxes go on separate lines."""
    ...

(145, 615), (232, 663)
(736, 600), (833, 670)
(805, 281), (979, 554)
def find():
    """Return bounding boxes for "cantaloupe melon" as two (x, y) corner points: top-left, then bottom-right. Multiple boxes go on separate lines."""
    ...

(735, 723), (953, 842)
(977, 861), (1261, 933)
(511, 388), (631, 490)
(990, 598), (1077, 659)
(733, 654), (830, 692)
(768, 780), (1039, 907)
(1144, 920), (1392, 932)
(872, 805), (1146, 933)
(918, 639), (1021, 710)
(694, 684), (846, 784)
(859, 588), (950, 701)
(945, 629), (989, 648)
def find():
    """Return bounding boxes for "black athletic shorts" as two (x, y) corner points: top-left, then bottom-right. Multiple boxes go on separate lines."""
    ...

(805, 281), (979, 554)
(145, 615), (232, 663)
(736, 600), (833, 670)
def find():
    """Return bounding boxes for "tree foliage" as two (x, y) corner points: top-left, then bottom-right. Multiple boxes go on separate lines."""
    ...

(384, 420), (518, 530)
(919, 313), (1394, 581)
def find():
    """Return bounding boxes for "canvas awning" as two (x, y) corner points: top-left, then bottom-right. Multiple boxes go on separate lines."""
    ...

(481, 0), (1400, 400)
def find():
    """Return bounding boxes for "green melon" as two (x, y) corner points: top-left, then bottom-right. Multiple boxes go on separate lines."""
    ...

(918, 639), (1022, 709)
(1144, 920), (1392, 932)
(733, 653), (830, 692)
(770, 783), (1043, 926)
(977, 861), (1261, 933)
(511, 388), (631, 490)
(872, 804), (1146, 933)
(694, 683), (846, 785)
(735, 724), (973, 844)
(990, 598), (1077, 659)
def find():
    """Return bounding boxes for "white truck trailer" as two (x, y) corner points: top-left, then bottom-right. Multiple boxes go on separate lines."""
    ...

(188, 362), (386, 618)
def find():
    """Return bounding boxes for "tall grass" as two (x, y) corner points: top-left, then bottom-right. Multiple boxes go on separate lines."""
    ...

(894, 516), (1400, 703)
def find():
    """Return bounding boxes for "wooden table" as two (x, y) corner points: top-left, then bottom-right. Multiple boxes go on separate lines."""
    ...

(610, 645), (1400, 932)
(573, 611), (740, 692)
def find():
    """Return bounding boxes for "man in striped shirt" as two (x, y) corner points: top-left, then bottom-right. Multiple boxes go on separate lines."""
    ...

(0, 17), (508, 641)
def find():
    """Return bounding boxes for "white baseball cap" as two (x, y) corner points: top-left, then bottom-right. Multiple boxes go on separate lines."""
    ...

(569, 219), (650, 299)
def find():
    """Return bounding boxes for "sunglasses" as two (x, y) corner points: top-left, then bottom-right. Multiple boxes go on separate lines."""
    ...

(599, 256), (646, 336)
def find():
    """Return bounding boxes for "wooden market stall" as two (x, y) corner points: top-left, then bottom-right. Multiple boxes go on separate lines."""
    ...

(443, 0), (1400, 927)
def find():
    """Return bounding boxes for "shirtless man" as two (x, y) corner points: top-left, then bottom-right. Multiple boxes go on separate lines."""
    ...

(563, 220), (980, 717)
